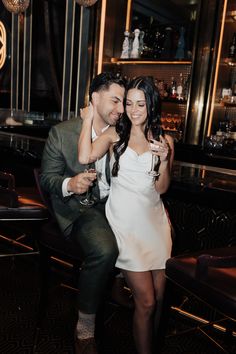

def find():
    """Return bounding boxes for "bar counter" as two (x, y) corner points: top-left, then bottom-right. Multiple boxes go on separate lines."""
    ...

(163, 161), (236, 255)
(0, 124), (235, 256)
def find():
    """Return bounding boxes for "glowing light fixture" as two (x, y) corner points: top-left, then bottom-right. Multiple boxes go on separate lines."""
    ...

(231, 11), (236, 21)
(2, 0), (30, 14)
(75, 0), (98, 7)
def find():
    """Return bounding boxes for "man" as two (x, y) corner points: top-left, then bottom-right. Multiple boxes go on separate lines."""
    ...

(40, 72), (126, 354)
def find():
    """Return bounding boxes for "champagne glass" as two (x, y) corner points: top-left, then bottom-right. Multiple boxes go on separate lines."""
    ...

(80, 163), (96, 206)
(147, 125), (163, 178)
(148, 151), (160, 177)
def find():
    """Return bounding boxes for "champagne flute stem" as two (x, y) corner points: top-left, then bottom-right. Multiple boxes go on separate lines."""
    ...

(79, 164), (96, 206)
(151, 154), (155, 171)
(85, 188), (91, 200)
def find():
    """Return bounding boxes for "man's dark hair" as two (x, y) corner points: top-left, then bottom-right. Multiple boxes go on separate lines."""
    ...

(89, 72), (126, 101)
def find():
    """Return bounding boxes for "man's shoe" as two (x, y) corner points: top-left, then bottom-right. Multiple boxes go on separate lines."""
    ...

(74, 336), (98, 354)
(111, 277), (134, 309)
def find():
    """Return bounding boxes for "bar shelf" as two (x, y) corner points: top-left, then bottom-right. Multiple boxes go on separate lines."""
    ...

(110, 58), (192, 65)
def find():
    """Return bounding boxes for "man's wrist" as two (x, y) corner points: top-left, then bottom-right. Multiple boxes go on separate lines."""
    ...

(62, 177), (74, 197)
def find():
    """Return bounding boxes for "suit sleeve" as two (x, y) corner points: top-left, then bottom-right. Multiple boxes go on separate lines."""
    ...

(40, 125), (68, 200)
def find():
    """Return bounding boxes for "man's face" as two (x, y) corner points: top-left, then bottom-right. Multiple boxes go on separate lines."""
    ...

(93, 83), (125, 126)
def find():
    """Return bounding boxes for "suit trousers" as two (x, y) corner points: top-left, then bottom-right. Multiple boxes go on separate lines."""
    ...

(71, 201), (118, 314)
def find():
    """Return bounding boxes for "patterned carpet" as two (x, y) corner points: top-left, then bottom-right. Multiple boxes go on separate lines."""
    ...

(0, 240), (235, 354)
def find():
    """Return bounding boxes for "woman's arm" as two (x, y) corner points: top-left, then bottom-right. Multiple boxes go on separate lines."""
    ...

(78, 105), (118, 164)
(150, 134), (174, 194)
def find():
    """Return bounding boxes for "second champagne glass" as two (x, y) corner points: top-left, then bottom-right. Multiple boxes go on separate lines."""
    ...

(147, 125), (163, 177)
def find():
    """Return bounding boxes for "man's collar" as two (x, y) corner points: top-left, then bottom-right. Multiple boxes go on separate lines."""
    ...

(92, 125), (109, 139)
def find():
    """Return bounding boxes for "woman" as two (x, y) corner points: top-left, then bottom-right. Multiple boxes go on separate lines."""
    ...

(78, 76), (174, 354)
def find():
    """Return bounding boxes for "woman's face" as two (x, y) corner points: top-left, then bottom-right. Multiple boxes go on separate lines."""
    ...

(126, 88), (147, 127)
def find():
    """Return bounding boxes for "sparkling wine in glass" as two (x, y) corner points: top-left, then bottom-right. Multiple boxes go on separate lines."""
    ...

(147, 125), (163, 178)
(80, 164), (96, 207)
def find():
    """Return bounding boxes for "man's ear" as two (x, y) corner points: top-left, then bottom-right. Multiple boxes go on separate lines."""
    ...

(91, 92), (99, 106)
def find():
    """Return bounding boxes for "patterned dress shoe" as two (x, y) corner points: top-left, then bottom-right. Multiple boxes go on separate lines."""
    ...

(74, 336), (98, 354)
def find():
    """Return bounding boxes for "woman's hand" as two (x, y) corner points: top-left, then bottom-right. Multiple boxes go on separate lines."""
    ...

(80, 102), (94, 121)
(149, 135), (170, 162)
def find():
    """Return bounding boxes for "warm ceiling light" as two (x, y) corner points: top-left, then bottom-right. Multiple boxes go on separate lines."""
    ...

(2, 0), (30, 14)
(75, 0), (98, 7)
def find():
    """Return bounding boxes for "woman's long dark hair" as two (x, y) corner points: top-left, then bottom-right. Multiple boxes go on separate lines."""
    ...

(112, 76), (162, 176)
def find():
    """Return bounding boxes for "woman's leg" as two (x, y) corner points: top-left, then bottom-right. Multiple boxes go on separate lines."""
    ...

(151, 269), (167, 352)
(122, 270), (155, 354)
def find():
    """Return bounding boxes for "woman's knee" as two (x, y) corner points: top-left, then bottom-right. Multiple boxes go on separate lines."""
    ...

(134, 294), (156, 315)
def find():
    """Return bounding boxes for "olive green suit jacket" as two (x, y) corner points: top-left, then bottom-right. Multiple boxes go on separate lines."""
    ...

(40, 117), (99, 237)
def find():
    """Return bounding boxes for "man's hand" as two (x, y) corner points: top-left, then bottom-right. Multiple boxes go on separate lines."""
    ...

(67, 171), (96, 195)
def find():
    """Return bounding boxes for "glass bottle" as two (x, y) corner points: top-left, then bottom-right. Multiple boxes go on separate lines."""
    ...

(175, 26), (186, 60)
(170, 77), (177, 99)
(130, 29), (140, 58)
(177, 73), (184, 100)
(120, 31), (130, 59)
(160, 26), (173, 59)
(228, 32), (236, 58)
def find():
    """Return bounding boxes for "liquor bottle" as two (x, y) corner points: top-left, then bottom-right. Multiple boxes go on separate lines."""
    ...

(130, 29), (140, 58)
(170, 77), (177, 99)
(139, 30), (145, 57)
(177, 73), (184, 100)
(228, 32), (236, 58)
(120, 31), (130, 59)
(175, 26), (185, 60)
(160, 27), (173, 59)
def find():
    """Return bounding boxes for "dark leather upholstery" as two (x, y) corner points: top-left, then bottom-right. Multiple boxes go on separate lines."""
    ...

(34, 169), (81, 271)
(0, 187), (48, 220)
(165, 246), (236, 320)
(0, 171), (48, 220)
(32, 169), (82, 332)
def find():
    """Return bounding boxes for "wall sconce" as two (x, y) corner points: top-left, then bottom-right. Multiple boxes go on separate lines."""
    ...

(75, 0), (98, 7)
(2, 0), (30, 14)
(231, 11), (236, 21)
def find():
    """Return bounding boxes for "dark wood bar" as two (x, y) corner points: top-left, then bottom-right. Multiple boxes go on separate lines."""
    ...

(164, 161), (236, 253)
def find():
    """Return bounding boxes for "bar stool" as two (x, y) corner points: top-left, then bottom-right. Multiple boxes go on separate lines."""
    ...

(163, 246), (236, 353)
(32, 169), (83, 325)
